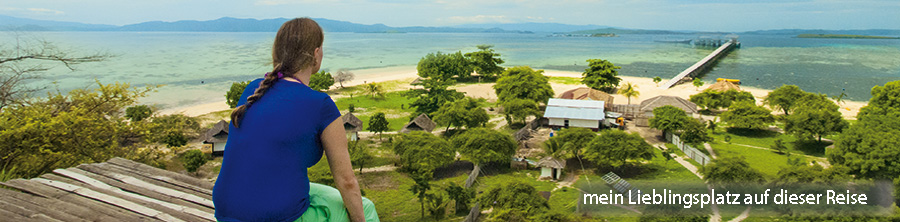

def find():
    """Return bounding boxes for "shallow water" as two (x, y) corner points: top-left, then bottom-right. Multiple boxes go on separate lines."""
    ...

(3, 31), (898, 109)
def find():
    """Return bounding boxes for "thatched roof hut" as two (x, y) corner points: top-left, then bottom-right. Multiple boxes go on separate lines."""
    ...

(202, 120), (229, 144)
(342, 113), (363, 132)
(400, 113), (436, 133)
(639, 95), (698, 114)
(557, 87), (614, 107)
(536, 156), (566, 169)
(706, 81), (742, 92)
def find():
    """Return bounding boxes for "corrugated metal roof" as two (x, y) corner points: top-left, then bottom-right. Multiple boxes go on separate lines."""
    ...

(544, 98), (605, 120)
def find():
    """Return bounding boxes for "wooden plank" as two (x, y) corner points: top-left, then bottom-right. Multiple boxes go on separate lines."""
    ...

(52, 168), (215, 221)
(79, 164), (215, 208)
(65, 167), (215, 213)
(0, 207), (38, 222)
(0, 192), (85, 222)
(107, 157), (214, 190)
(32, 178), (184, 222)
(85, 163), (213, 200)
(1, 179), (151, 221)
(102, 161), (213, 196)
(0, 184), (107, 221)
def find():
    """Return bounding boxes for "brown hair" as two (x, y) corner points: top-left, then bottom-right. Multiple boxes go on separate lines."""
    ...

(231, 18), (324, 128)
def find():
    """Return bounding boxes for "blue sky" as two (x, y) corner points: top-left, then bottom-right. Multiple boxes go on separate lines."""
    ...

(2, 0), (899, 32)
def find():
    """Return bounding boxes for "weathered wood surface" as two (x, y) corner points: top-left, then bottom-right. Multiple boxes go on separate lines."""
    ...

(0, 157), (217, 221)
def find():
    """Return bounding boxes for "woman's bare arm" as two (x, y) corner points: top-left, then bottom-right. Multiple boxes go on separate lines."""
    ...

(321, 117), (365, 221)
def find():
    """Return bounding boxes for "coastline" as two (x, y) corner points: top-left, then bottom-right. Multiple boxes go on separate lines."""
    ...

(162, 66), (867, 119)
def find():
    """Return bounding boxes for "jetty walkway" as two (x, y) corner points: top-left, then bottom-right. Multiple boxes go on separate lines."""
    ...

(659, 38), (739, 89)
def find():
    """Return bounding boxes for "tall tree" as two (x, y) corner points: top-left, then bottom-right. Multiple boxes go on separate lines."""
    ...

(408, 168), (433, 219)
(500, 98), (541, 125)
(367, 112), (390, 140)
(829, 80), (900, 181)
(348, 140), (372, 174)
(446, 183), (475, 215)
(406, 78), (465, 116)
(680, 118), (713, 147)
(464, 45), (505, 80)
(857, 80), (900, 120)
(763, 85), (806, 115)
(648, 105), (690, 135)
(653, 76), (663, 87)
(225, 80), (250, 108)
(720, 101), (775, 130)
(581, 59), (622, 92)
(417, 51), (473, 81)
(699, 157), (766, 185)
(333, 68), (355, 88)
(308, 70), (334, 91)
(692, 78), (704, 91)
(583, 130), (655, 168)
(392, 131), (455, 171)
(493, 66), (554, 104)
(433, 97), (489, 130)
(689, 89), (755, 111)
(451, 128), (517, 165)
(364, 82), (385, 98)
(619, 81), (640, 105)
(785, 93), (848, 143)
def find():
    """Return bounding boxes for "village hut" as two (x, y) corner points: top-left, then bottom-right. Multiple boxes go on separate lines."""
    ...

(202, 120), (229, 155)
(399, 113), (436, 133)
(537, 156), (566, 180)
(342, 113), (363, 141)
(557, 87), (615, 109)
(706, 80), (742, 92)
(635, 96), (698, 126)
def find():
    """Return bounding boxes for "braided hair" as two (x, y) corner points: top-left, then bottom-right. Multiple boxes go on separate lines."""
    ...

(231, 18), (324, 128)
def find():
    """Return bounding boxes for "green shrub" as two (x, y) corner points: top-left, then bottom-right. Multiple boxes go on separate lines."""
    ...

(182, 150), (208, 173)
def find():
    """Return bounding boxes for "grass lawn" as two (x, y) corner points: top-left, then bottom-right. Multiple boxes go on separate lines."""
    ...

(548, 76), (583, 85)
(708, 142), (813, 178)
(712, 128), (831, 157)
(357, 169), (468, 222)
(334, 91), (415, 131)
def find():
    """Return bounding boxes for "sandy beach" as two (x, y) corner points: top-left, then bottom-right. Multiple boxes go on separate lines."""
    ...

(162, 66), (867, 119)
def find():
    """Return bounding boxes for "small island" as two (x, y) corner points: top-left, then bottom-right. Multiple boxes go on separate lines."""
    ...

(797, 34), (899, 39)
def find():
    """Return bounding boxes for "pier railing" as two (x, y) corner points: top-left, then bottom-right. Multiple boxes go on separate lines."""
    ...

(659, 39), (738, 89)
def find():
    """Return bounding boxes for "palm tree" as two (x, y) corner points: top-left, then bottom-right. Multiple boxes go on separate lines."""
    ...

(364, 82), (383, 98)
(620, 82), (640, 105)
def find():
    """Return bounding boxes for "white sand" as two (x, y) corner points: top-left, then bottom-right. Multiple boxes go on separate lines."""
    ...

(164, 66), (867, 119)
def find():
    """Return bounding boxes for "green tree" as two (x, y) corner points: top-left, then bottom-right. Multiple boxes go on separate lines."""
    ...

(493, 66), (554, 104)
(367, 112), (390, 140)
(857, 80), (900, 120)
(763, 85), (806, 115)
(417, 51), (474, 81)
(408, 168), (433, 219)
(692, 78), (704, 90)
(828, 109), (900, 180)
(348, 140), (372, 174)
(425, 192), (448, 220)
(333, 68), (354, 88)
(433, 97), (489, 130)
(465, 45), (505, 80)
(480, 181), (550, 220)
(653, 76), (663, 87)
(150, 114), (201, 147)
(689, 90), (755, 111)
(446, 183), (475, 215)
(181, 149), (208, 173)
(406, 78), (465, 116)
(771, 138), (788, 154)
(619, 82), (640, 105)
(160, 129), (188, 148)
(364, 82), (385, 98)
(451, 128), (517, 165)
(583, 130), (655, 168)
(125, 105), (153, 122)
(308, 70), (334, 91)
(392, 131), (455, 171)
(720, 101), (775, 130)
(500, 98), (540, 125)
(648, 105), (690, 135)
(773, 160), (849, 186)
(680, 118), (712, 147)
(581, 59), (622, 91)
(225, 80), (250, 108)
(546, 127), (596, 158)
(699, 157), (766, 185)
(347, 103), (355, 113)
(0, 82), (163, 178)
(785, 93), (848, 143)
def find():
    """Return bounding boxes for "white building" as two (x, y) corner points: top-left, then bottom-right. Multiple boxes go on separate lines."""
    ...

(544, 98), (605, 131)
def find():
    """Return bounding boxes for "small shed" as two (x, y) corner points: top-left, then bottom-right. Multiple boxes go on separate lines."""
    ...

(544, 98), (606, 131)
(342, 113), (363, 141)
(537, 156), (565, 180)
(400, 113), (436, 133)
(557, 87), (615, 109)
(202, 120), (229, 155)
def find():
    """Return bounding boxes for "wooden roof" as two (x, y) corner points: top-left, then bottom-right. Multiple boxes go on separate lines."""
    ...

(342, 113), (363, 132)
(202, 120), (228, 143)
(706, 81), (742, 92)
(536, 156), (565, 169)
(400, 113), (436, 133)
(557, 87), (614, 105)
(0, 157), (216, 221)
(639, 95), (698, 114)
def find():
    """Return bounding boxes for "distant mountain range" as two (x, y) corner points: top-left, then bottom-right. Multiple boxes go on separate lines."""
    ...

(2, 14), (899, 36)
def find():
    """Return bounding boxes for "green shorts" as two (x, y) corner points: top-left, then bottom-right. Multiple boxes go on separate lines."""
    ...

(294, 183), (380, 222)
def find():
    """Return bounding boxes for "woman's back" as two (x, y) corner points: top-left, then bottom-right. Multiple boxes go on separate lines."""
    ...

(213, 78), (340, 222)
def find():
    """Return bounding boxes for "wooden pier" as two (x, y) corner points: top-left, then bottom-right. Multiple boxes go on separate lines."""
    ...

(659, 38), (739, 89)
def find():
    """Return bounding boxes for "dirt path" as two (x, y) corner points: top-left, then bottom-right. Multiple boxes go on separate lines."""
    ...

(358, 165), (398, 173)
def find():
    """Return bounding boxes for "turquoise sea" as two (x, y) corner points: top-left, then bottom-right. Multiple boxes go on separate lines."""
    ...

(4, 31), (899, 109)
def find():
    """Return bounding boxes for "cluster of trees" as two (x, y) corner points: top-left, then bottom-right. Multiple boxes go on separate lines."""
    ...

(761, 85), (848, 142)
(416, 45), (505, 82)
(648, 105), (712, 146)
(543, 127), (656, 170)
(433, 97), (489, 131)
(225, 69), (356, 108)
(581, 59), (622, 92)
(480, 181), (572, 221)
(494, 66), (554, 125)
(689, 89), (755, 111)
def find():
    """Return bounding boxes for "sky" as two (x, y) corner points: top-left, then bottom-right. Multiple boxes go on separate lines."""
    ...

(1, 0), (899, 32)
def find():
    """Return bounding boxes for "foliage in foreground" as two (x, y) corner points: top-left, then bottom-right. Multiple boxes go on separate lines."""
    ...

(581, 59), (622, 92)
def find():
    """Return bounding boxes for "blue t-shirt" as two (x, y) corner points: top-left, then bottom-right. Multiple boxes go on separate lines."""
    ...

(213, 78), (341, 222)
